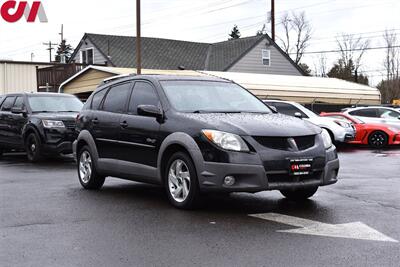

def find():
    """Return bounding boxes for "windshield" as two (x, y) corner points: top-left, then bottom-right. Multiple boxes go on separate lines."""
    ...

(161, 81), (272, 113)
(28, 95), (83, 113)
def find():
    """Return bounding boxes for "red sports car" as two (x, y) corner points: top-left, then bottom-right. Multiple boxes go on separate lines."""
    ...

(320, 112), (400, 148)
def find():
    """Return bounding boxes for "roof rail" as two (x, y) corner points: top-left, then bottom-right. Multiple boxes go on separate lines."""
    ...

(102, 73), (135, 84)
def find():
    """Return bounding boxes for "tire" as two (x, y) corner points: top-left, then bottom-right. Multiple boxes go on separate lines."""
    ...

(164, 151), (200, 209)
(280, 187), (318, 201)
(25, 133), (43, 162)
(77, 145), (105, 190)
(368, 131), (388, 148)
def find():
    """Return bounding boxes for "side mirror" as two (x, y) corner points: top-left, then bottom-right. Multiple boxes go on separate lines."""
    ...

(294, 112), (303, 119)
(137, 105), (163, 119)
(398, 116), (400, 120)
(11, 107), (27, 116)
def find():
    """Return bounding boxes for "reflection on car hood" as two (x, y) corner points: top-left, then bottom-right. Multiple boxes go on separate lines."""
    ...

(182, 113), (321, 137)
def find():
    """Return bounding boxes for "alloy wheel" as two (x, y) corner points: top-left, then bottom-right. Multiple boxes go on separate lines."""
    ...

(79, 151), (92, 183)
(370, 132), (387, 148)
(168, 159), (191, 203)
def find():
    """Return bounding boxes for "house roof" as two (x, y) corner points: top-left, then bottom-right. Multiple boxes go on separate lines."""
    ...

(70, 33), (305, 75)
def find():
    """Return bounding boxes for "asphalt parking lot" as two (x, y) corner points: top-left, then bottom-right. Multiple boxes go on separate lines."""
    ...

(1, 146), (399, 267)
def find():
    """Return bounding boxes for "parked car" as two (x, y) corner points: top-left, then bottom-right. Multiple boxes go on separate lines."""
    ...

(74, 75), (339, 209)
(263, 100), (355, 143)
(320, 112), (400, 148)
(343, 106), (400, 129)
(0, 93), (83, 161)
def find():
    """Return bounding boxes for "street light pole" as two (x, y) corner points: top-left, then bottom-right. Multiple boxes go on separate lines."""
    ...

(136, 0), (142, 75)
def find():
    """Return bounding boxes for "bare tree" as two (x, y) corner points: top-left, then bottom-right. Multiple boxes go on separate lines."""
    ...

(313, 54), (328, 77)
(278, 11), (312, 64)
(336, 33), (370, 77)
(383, 29), (400, 80)
(379, 29), (400, 103)
(280, 12), (292, 55)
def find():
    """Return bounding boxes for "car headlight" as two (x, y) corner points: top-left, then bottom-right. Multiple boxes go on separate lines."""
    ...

(321, 129), (333, 149)
(202, 130), (249, 152)
(42, 120), (65, 128)
(334, 120), (351, 128)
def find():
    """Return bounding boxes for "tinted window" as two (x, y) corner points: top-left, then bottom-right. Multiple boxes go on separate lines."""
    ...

(379, 109), (400, 119)
(13, 96), (24, 109)
(91, 88), (108, 110)
(349, 109), (378, 117)
(129, 82), (159, 114)
(268, 102), (308, 118)
(1, 97), (16, 111)
(102, 83), (132, 113)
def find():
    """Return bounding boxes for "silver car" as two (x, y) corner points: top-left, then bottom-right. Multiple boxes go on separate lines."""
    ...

(264, 100), (356, 143)
(343, 107), (400, 129)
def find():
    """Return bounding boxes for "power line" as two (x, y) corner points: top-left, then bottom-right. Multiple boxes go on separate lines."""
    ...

(291, 45), (400, 55)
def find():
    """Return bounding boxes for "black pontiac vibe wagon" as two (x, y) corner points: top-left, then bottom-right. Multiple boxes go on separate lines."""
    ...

(74, 75), (339, 209)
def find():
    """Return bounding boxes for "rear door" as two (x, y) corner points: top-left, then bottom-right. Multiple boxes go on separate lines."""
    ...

(91, 82), (133, 159)
(119, 81), (162, 167)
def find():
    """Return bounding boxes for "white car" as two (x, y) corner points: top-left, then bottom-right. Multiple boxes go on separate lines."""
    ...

(343, 106), (400, 129)
(264, 100), (355, 143)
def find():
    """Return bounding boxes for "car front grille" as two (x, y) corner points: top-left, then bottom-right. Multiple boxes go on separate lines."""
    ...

(253, 135), (316, 151)
(63, 120), (76, 129)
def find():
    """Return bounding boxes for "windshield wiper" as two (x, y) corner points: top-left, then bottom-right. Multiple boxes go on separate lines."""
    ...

(192, 110), (242, 114)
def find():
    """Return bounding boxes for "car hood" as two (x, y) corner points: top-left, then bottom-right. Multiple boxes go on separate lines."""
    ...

(31, 112), (78, 120)
(181, 113), (321, 137)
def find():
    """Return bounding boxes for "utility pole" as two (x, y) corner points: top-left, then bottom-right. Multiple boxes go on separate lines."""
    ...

(59, 24), (64, 43)
(43, 41), (58, 62)
(271, 0), (275, 42)
(136, 0), (142, 75)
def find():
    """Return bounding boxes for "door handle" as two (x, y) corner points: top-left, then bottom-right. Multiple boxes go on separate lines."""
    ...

(92, 118), (99, 124)
(120, 121), (128, 128)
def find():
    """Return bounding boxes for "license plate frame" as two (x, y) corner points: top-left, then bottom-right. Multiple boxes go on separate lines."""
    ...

(289, 158), (313, 176)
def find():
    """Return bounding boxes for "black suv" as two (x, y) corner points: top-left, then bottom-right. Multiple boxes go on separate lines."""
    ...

(75, 75), (339, 209)
(0, 93), (83, 161)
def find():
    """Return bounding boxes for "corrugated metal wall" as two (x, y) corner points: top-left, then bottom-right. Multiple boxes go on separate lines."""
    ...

(0, 63), (38, 94)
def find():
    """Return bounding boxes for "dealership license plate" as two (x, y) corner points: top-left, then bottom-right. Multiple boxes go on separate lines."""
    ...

(289, 159), (313, 176)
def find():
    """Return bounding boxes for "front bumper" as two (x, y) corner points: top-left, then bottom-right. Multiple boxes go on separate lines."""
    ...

(40, 127), (76, 155)
(197, 147), (339, 193)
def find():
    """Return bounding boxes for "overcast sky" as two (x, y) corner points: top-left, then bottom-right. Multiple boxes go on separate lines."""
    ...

(0, 0), (399, 85)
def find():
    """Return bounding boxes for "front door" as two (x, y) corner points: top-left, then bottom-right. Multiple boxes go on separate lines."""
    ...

(0, 96), (16, 148)
(119, 81), (161, 167)
(8, 96), (27, 148)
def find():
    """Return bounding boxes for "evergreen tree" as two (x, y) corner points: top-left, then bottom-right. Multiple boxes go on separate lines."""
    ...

(55, 39), (74, 63)
(229, 25), (241, 40)
(327, 59), (369, 85)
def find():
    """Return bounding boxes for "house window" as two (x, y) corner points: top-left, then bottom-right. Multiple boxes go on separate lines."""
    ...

(262, 49), (271, 66)
(81, 48), (94, 65)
